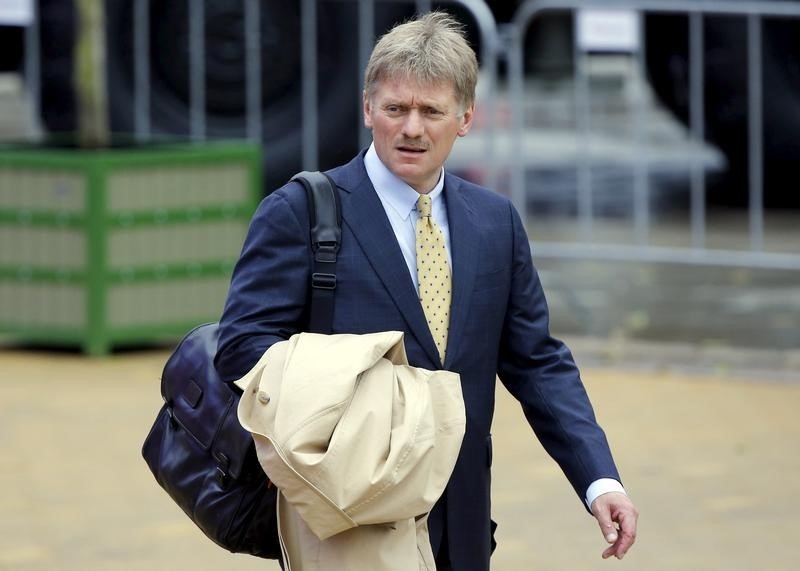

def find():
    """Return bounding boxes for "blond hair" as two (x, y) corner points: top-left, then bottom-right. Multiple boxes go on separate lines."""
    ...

(364, 11), (478, 111)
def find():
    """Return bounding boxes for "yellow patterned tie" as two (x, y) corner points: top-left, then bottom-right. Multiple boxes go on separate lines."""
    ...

(415, 194), (451, 363)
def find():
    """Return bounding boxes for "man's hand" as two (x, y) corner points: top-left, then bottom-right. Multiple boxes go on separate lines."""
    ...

(590, 491), (639, 560)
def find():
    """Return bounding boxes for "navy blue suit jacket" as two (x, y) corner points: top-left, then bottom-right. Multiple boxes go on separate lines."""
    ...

(215, 152), (620, 570)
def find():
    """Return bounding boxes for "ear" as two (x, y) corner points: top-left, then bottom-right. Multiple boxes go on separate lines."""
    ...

(363, 91), (373, 129)
(457, 104), (474, 137)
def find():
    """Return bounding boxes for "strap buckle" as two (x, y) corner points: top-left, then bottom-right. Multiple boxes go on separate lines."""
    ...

(313, 242), (339, 263)
(312, 272), (337, 290)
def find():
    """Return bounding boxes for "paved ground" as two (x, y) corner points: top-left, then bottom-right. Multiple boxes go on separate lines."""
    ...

(1, 341), (799, 571)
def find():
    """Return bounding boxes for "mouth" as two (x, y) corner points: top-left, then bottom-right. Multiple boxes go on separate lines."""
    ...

(396, 145), (427, 155)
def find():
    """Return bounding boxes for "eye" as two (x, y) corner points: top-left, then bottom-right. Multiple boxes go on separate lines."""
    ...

(425, 107), (445, 118)
(385, 105), (404, 115)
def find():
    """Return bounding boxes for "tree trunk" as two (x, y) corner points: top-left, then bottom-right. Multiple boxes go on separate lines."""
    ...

(74, 0), (109, 148)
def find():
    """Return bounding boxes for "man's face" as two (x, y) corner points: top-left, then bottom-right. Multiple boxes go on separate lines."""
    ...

(363, 77), (473, 193)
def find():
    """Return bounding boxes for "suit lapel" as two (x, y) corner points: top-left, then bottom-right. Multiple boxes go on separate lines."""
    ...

(332, 156), (442, 366)
(443, 173), (480, 369)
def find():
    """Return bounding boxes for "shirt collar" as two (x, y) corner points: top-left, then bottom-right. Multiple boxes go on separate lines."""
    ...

(364, 142), (445, 221)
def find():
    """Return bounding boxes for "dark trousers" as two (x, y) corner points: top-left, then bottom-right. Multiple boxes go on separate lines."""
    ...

(435, 551), (454, 571)
(434, 499), (454, 571)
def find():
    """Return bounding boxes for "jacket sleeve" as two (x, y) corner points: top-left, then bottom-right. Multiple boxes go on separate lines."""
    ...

(496, 201), (621, 504)
(214, 185), (311, 383)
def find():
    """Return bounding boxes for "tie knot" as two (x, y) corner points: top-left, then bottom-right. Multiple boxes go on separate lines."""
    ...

(416, 194), (432, 219)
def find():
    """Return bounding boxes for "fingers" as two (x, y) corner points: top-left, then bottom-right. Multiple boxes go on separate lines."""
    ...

(592, 500), (620, 560)
(602, 510), (637, 559)
(601, 523), (619, 560)
(602, 542), (618, 560)
(591, 493), (639, 560)
(614, 510), (638, 558)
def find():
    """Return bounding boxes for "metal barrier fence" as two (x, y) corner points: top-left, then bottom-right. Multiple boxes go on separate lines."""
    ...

(507, 0), (800, 270)
(14, 0), (800, 271)
(125, 0), (498, 164)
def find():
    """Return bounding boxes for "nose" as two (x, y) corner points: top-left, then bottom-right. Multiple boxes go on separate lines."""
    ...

(401, 110), (424, 139)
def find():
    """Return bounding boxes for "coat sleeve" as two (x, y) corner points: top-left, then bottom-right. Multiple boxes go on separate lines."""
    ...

(214, 185), (311, 383)
(496, 201), (621, 504)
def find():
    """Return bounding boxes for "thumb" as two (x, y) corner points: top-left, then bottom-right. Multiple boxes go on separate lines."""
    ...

(593, 505), (618, 543)
(602, 523), (618, 544)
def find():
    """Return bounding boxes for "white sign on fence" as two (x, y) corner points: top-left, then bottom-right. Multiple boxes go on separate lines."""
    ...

(577, 9), (640, 52)
(0, 0), (33, 26)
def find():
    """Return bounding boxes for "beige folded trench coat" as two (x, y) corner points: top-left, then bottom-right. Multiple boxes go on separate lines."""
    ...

(236, 331), (466, 571)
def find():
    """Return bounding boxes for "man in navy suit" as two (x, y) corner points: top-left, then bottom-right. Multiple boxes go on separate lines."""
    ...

(215, 11), (638, 570)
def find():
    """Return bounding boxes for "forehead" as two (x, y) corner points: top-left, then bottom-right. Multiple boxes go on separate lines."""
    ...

(372, 76), (459, 107)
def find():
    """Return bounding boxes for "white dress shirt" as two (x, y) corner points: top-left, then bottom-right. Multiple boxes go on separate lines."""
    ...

(362, 142), (626, 509)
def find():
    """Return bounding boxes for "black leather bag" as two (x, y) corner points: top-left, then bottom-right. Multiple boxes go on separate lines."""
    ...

(142, 322), (281, 557)
(141, 172), (341, 559)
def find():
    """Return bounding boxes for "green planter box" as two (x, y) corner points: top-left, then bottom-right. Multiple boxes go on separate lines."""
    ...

(0, 141), (261, 355)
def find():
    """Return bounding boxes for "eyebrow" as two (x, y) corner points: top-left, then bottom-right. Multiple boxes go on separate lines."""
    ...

(382, 100), (448, 112)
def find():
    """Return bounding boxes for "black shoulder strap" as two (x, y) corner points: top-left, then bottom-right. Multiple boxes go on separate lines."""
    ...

(290, 171), (341, 334)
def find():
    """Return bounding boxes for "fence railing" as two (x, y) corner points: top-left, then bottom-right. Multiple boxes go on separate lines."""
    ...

(507, 0), (800, 270)
(13, 0), (800, 271)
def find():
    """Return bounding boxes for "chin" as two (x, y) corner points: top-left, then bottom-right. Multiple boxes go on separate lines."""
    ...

(395, 169), (424, 186)
(390, 162), (418, 176)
